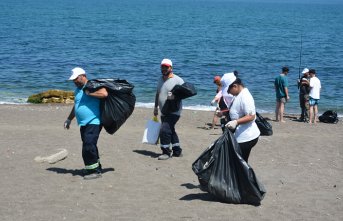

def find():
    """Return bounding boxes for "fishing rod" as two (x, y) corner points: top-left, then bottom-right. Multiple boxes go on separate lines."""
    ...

(298, 34), (303, 90)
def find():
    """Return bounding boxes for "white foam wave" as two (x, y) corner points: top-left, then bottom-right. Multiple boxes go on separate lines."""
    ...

(135, 102), (216, 112)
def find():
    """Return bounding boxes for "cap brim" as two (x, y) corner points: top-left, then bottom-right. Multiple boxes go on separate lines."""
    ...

(68, 74), (79, 80)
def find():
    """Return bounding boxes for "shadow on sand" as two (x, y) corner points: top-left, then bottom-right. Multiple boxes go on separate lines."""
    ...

(46, 167), (115, 177)
(179, 183), (217, 202)
(133, 149), (160, 158)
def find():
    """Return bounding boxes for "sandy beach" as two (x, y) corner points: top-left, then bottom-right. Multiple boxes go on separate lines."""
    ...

(0, 104), (342, 221)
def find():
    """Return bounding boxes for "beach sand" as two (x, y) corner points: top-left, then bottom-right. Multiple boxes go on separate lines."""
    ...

(0, 104), (342, 221)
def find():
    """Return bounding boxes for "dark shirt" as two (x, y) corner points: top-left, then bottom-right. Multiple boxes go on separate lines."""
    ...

(299, 75), (310, 95)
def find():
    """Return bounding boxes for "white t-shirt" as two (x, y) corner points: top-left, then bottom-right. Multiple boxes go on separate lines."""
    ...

(309, 76), (321, 99)
(229, 88), (260, 143)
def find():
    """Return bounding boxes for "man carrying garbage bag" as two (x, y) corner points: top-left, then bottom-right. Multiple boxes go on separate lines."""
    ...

(64, 67), (108, 180)
(153, 58), (184, 160)
(64, 68), (135, 180)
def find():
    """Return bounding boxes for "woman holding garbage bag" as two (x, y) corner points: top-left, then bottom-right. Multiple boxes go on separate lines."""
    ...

(192, 72), (265, 205)
(224, 73), (260, 163)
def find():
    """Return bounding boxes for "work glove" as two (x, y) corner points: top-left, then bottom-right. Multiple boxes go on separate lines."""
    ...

(64, 119), (71, 129)
(225, 120), (238, 130)
(167, 92), (175, 100)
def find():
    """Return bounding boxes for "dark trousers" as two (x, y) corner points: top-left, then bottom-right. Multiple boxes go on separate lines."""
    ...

(299, 93), (309, 121)
(239, 137), (259, 163)
(160, 114), (181, 154)
(80, 124), (102, 171)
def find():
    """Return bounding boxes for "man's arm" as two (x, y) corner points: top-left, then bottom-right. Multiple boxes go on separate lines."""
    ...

(86, 88), (108, 98)
(67, 106), (75, 120)
(284, 87), (290, 100)
(154, 91), (159, 116)
(64, 106), (75, 129)
(301, 78), (309, 86)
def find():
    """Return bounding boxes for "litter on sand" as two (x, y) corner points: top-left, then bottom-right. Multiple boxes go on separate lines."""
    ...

(34, 148), (68, 164)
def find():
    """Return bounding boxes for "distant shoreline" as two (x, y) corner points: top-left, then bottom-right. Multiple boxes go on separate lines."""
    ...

(0, 102), (342, 119)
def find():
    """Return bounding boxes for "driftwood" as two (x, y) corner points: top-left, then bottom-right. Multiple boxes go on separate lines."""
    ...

(34, 148), (68, 164)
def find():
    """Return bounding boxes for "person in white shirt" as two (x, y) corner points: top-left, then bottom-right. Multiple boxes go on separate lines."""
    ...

(308, 69), (321, 124)
(217, 71), (238, 132)
(224, 73), (260, 162)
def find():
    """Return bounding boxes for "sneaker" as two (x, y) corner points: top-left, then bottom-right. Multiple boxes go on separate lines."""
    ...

(172, 152), (183, 157)
(172, 147), (182, 157)
(158, 154), (171, 160)
(173, 150), (183, 157)
(83, 172), (102, 180)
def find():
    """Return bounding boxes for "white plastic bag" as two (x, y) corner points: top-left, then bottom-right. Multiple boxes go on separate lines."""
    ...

(142, 117), (161, 145)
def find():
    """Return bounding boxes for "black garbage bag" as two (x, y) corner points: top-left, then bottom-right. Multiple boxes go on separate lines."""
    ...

(319, 110), (339, 124)
(84, 78), (136, 134)
(255, 112), (273, 136)
(161, 99), (181, 115)
(171, 82), (197, 100)
(161, 82), (197, 115)
(192, 130), (266, 205)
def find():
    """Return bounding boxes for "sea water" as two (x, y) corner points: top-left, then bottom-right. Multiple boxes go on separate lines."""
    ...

(1, 0), (342, 116)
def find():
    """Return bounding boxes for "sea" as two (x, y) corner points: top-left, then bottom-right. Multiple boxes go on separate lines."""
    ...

(1, 0), (342, 116)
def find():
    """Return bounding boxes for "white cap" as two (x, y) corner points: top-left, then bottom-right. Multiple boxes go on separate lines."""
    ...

(220, 72), (237, 88)
(69, 67), (86, 80)
(221, 72), (237, 98)
(161, 58), (172, 67)
(302, 68), (309, 74)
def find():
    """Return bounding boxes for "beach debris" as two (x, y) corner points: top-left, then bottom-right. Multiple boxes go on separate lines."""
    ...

(28, 90), (74, 104)
(34, 148), (68, 164)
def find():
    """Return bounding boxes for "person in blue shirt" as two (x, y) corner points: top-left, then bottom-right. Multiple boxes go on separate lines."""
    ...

(274, 67), (290, 123)
(64, 67), (108, 180)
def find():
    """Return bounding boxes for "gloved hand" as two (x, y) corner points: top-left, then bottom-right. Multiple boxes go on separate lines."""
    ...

(167, 92), (175, 100)
(210, 99), (216, 106)
(225, 120), (238, 130)
(64, 119), (71, 129)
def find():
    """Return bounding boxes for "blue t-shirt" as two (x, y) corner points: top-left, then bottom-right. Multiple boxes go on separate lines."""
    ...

(74, 87), (101, 126)
(274, 74), (288, 99)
